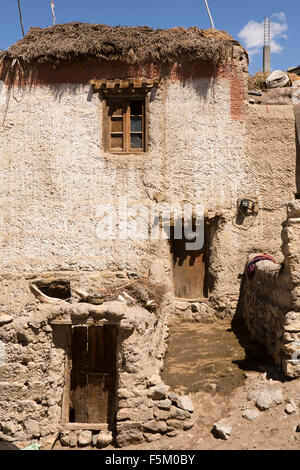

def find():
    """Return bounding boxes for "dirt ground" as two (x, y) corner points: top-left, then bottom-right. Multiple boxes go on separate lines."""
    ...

(127, 320), (300, 451)
(125, 376), (300, 451)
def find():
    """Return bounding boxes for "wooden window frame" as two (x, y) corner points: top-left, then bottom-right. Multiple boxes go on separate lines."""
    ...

(104, 95), (147, 154)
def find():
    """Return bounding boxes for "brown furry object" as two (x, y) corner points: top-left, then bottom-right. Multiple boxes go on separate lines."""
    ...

(0, 23), (246, 66)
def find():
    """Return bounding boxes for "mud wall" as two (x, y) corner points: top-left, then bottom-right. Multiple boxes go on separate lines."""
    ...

(0, 56), (298, 305)
(0, 55), (297, 318)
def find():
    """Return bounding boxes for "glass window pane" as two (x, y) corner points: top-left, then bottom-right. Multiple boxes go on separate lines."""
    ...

(108, 101), (123, 116)
(111, 117), (123, 133)
(130, 133), (142, 149)
(111, 134), (123, 149)
(130, 117), (142, 132)
(130, 100), (142, 116)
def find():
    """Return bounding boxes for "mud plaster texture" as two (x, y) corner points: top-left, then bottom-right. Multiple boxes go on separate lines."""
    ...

(0, 52), (296, 316)
(0, 47), (298, 444)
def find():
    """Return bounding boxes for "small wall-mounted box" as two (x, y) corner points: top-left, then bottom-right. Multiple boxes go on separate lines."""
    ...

(237, 197), (259, 216)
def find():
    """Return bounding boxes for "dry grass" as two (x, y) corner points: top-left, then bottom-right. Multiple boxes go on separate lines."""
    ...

(125, 278), (167, 311)
(85, 278), (167, 312)
(0, 22), (246, 66)
(248, 72), (268, 90)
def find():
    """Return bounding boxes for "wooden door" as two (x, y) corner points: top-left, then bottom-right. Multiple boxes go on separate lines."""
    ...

(171, 223), (208, 299)
(70, 326), (117, 424)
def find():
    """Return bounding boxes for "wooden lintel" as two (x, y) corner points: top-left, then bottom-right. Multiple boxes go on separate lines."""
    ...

(106, 80), (115, 89)
(51, 320), (71, 325)
(61, 423), (109, 431)
(120, 80), (130, 88)
(90, 78), (160, 92)
(174, 297), (209, 303)
(50, 319), (120, 327)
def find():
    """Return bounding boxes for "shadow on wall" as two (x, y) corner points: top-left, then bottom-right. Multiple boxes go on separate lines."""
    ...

(173, 60), (217, 101)
(0, 59), (218, 104)
(50, 83), (94, 103)
(231, 265), (276, 376)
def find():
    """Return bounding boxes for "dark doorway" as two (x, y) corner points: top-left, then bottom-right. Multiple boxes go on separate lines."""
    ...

(35, 279), (71, 300)
(69, 325), (117, 424)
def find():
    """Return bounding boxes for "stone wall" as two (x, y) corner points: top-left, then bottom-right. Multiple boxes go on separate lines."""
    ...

(0, 269), (197, 447)
(236, 200), (300, 378)
(0, 271), (172, 445)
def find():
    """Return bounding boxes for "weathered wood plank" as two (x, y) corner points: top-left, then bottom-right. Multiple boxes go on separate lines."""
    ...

(171, 223), (208, 299)
(295, 104), (300, 144)
(70, 327), (87, 423)
(69, 325), (117, 425)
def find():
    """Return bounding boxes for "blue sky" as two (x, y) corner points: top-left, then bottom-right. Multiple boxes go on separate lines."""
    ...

(0, 0), (299, 73)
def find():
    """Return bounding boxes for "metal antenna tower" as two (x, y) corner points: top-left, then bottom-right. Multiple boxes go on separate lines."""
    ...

(263, 17), (271, 73)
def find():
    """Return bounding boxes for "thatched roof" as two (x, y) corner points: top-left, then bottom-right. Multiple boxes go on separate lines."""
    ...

(0, 22), (246, 66)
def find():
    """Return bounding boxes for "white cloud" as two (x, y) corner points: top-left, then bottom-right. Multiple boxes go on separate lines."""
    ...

(238, 12), (288, 57)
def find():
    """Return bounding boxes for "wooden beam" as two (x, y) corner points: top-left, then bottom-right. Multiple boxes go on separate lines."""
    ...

(90, 78), (160, 92)
(61, 423), (109, 431)
(295, 104), (300, 145)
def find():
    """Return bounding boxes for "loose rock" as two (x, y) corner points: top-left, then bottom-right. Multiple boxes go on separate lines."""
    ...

(148, 383), (170, 400)
(69, 432), (77, 448)
(242, 409), (260, 421)
(183, 421), (194, 430)
(0, 315), (13, 326)
(285, 399), (297, 415)
(256, 391), (273, 411)
(167, 430), (178, 437)
(286, 403), (297, 415)
(96, 430), (112, 448)
(270, 388), (283, 405)
(60, 431), (70, 446)
(78, 430), (92, 447)
(212, 420), (232, 440)
(176, 396), (194, 413)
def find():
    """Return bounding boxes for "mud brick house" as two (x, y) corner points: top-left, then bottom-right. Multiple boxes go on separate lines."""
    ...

(0, 23), (298, 447)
